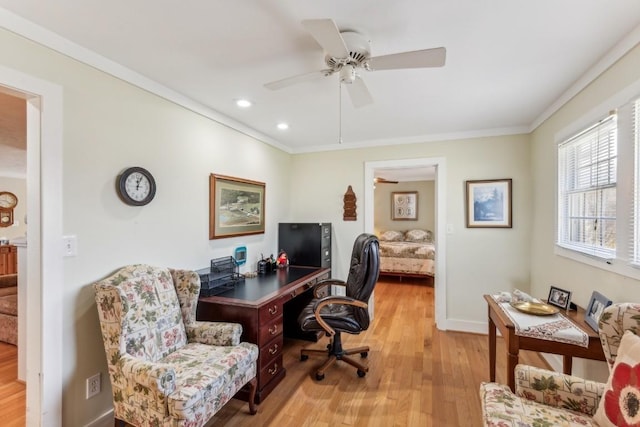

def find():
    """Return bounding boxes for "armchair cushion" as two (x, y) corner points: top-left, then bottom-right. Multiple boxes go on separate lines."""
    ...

(480, 381), (595, 426)
(515, 365), (604, 416)
(594, 330), (640, 427)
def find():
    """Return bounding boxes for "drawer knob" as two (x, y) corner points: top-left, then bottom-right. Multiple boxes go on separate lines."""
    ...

(268, 363), (279, 376)
(269, 325), (278, 335)
(268, 305), (278, 315)
(269, 344), (279, 355)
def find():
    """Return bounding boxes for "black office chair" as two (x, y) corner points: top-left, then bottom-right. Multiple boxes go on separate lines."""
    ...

(298, 233), (380, 380)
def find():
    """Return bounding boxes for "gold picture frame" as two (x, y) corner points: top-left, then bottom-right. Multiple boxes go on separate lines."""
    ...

(391, 191), (418, 220)
(465, 179), (512, 228)
(209, 174), (265, 239)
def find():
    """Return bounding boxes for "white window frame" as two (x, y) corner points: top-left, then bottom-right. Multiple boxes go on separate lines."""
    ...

(554, 79), (640, 281)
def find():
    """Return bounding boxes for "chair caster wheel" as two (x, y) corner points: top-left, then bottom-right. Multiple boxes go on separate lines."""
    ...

(360, 352), (368, 358)
(301, 354), (309, 361)
(316, 373), (325, 381)
(357, 370), (366, 378)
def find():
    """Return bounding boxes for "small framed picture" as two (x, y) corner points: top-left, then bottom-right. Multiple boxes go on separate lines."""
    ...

(391, 191), (418, 220)
(585, 291), (613, 331)
(547, 286), (572, 310)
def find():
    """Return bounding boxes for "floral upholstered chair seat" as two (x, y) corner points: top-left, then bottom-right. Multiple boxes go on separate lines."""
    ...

(480, 302), (640, 427)
(94, 264), (259, 427)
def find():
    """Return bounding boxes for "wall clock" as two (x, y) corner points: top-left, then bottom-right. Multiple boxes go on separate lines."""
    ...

(0, 191), (18, 210)
(117, 167), (156, 206)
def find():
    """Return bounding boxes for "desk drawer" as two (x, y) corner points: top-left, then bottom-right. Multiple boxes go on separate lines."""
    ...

(258, 298), (285, 323)
(259, 334), (283, 368)
(259, 315), (283, 344)
(259, 355), (283, 386)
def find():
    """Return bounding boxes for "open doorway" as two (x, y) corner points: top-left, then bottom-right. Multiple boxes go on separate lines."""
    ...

(0, 65), (64, 426)
(364, 158), (447, 329)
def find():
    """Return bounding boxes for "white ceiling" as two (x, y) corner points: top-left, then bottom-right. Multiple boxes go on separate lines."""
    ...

(1, 1), (640, 157)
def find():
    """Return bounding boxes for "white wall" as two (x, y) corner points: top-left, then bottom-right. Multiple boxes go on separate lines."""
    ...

(374, 180), (434, 236)
(530, 44), (640, 381)
(0, 28), (292, 426)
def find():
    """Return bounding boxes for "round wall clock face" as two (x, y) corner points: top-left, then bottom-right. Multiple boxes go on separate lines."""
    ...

(0, 191), (18, 209)
(117, 167), (156, 206)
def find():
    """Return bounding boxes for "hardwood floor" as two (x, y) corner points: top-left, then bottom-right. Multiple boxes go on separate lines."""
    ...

(0, 277), (549, 426)
(0, 342), (25, 427)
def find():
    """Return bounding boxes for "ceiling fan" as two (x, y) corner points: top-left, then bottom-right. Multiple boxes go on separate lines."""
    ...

(264, 18), (446, 108)
(374, 177), (399, 184)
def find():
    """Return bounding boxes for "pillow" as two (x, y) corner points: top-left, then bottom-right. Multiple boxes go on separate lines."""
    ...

(378, 230), (404, 242)
(404, 229), (432, 242)
(593, 330), (640, 426)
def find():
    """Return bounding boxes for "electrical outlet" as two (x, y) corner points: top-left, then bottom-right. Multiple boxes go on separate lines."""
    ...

(86, 373), (101, 399)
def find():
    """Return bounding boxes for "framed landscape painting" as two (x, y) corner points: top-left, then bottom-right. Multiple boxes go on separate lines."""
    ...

(209, 174), (265, 239)
(465, 179), (512, 228)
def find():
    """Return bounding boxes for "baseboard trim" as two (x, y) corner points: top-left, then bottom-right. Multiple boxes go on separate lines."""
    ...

(84, 408), (113, 427)
(439, 318), (489, 335)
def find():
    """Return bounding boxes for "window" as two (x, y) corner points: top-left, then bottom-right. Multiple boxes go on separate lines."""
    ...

(557, 114), (617, 259)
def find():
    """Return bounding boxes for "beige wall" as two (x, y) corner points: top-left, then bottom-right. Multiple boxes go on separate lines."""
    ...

(373, 180), (435, 237)
(0, 28), (293, 426)
(289, 134), (532, 325)
(529, 44), (640, 380)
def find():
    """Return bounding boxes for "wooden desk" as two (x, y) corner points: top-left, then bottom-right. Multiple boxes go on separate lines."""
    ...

(484, 294), (605, 391)
(197, 266), (330, 403)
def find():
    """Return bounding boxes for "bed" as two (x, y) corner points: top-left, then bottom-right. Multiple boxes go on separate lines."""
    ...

(377, 229), (435, 279)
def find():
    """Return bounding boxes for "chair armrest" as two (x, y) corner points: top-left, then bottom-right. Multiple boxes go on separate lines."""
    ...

(312, 296), (367, 337)
(313, 279), (346, 298)
(186, 321), (242, 346)
(515, 364), (605, 416)
(118, 354), (176, 396)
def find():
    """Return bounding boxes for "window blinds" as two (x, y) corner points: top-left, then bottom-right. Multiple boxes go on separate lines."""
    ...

(557, 114), (617, 259)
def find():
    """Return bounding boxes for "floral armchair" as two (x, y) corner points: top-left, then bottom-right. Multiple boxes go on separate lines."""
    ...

(93, 264), (259, 427)
(480, 302), (640, 427)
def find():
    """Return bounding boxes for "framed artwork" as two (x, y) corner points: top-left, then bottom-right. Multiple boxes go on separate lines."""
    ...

(391, 191), (418, 220)
(547, 285), (572, 310)
(209, 174), (265, 239)
(584, 291), (613, 331)
(465, 179), (512, 228)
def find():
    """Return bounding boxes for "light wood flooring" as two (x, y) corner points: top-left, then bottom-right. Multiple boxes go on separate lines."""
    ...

(0, 277), (549, 426)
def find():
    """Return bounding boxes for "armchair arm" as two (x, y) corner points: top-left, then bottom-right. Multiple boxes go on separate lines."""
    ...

(118, 354), (176, 396)
(312, 296), (368, 337)
(514, 364), (605, 416)
(186, 321), (242, 346)
(313, 279), (346, 298)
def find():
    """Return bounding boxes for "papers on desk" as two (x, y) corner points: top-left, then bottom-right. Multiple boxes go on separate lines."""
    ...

(491, 294), (589, 348)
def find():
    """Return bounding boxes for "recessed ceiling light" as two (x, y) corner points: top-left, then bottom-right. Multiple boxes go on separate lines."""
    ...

(277, 123), (289, 130)
(236, 99), (252, 108)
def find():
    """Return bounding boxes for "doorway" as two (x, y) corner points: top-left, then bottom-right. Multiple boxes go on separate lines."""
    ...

(0, 65), (64, 426)
(364, 158), (447, 329)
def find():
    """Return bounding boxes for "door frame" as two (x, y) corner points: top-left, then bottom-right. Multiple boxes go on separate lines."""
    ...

(364, 157), (448, 329)
(0, 65), (64, 426)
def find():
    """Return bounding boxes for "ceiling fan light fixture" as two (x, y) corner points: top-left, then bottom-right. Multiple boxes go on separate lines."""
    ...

(339, 65), (356, 84)
(277, 122), (289, 130)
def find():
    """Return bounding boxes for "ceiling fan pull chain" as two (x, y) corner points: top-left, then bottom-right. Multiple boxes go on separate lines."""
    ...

(339, 81), (343, 144)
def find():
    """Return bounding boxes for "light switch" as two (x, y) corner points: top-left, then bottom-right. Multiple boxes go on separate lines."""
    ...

(446, 224), (454, 234)
(62, 235), (78, 257)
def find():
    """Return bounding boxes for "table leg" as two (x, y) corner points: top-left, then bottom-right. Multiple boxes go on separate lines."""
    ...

(488, 314), (496, 382)
(507, 351), (518, 391)
(563, 355), (573, 375)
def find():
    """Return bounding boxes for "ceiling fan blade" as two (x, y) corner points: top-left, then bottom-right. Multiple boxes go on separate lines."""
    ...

(374, 177), (399, 184)
(301, 19), (349, 59)
(367, 47), (446, 71)
(264, 69), (333, 90)
(345, 76), (374, 108)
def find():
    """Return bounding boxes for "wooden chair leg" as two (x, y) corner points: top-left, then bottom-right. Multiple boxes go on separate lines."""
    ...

(247, 377), (258, 415)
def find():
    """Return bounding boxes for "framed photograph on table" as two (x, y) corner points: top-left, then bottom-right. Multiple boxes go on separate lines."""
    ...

(465, 179), (512, 228)
(391, 191), (418, 220)
(547, 285), (572, 310)
(209, 174), (265, 239)
(585, 291), (613, 331)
